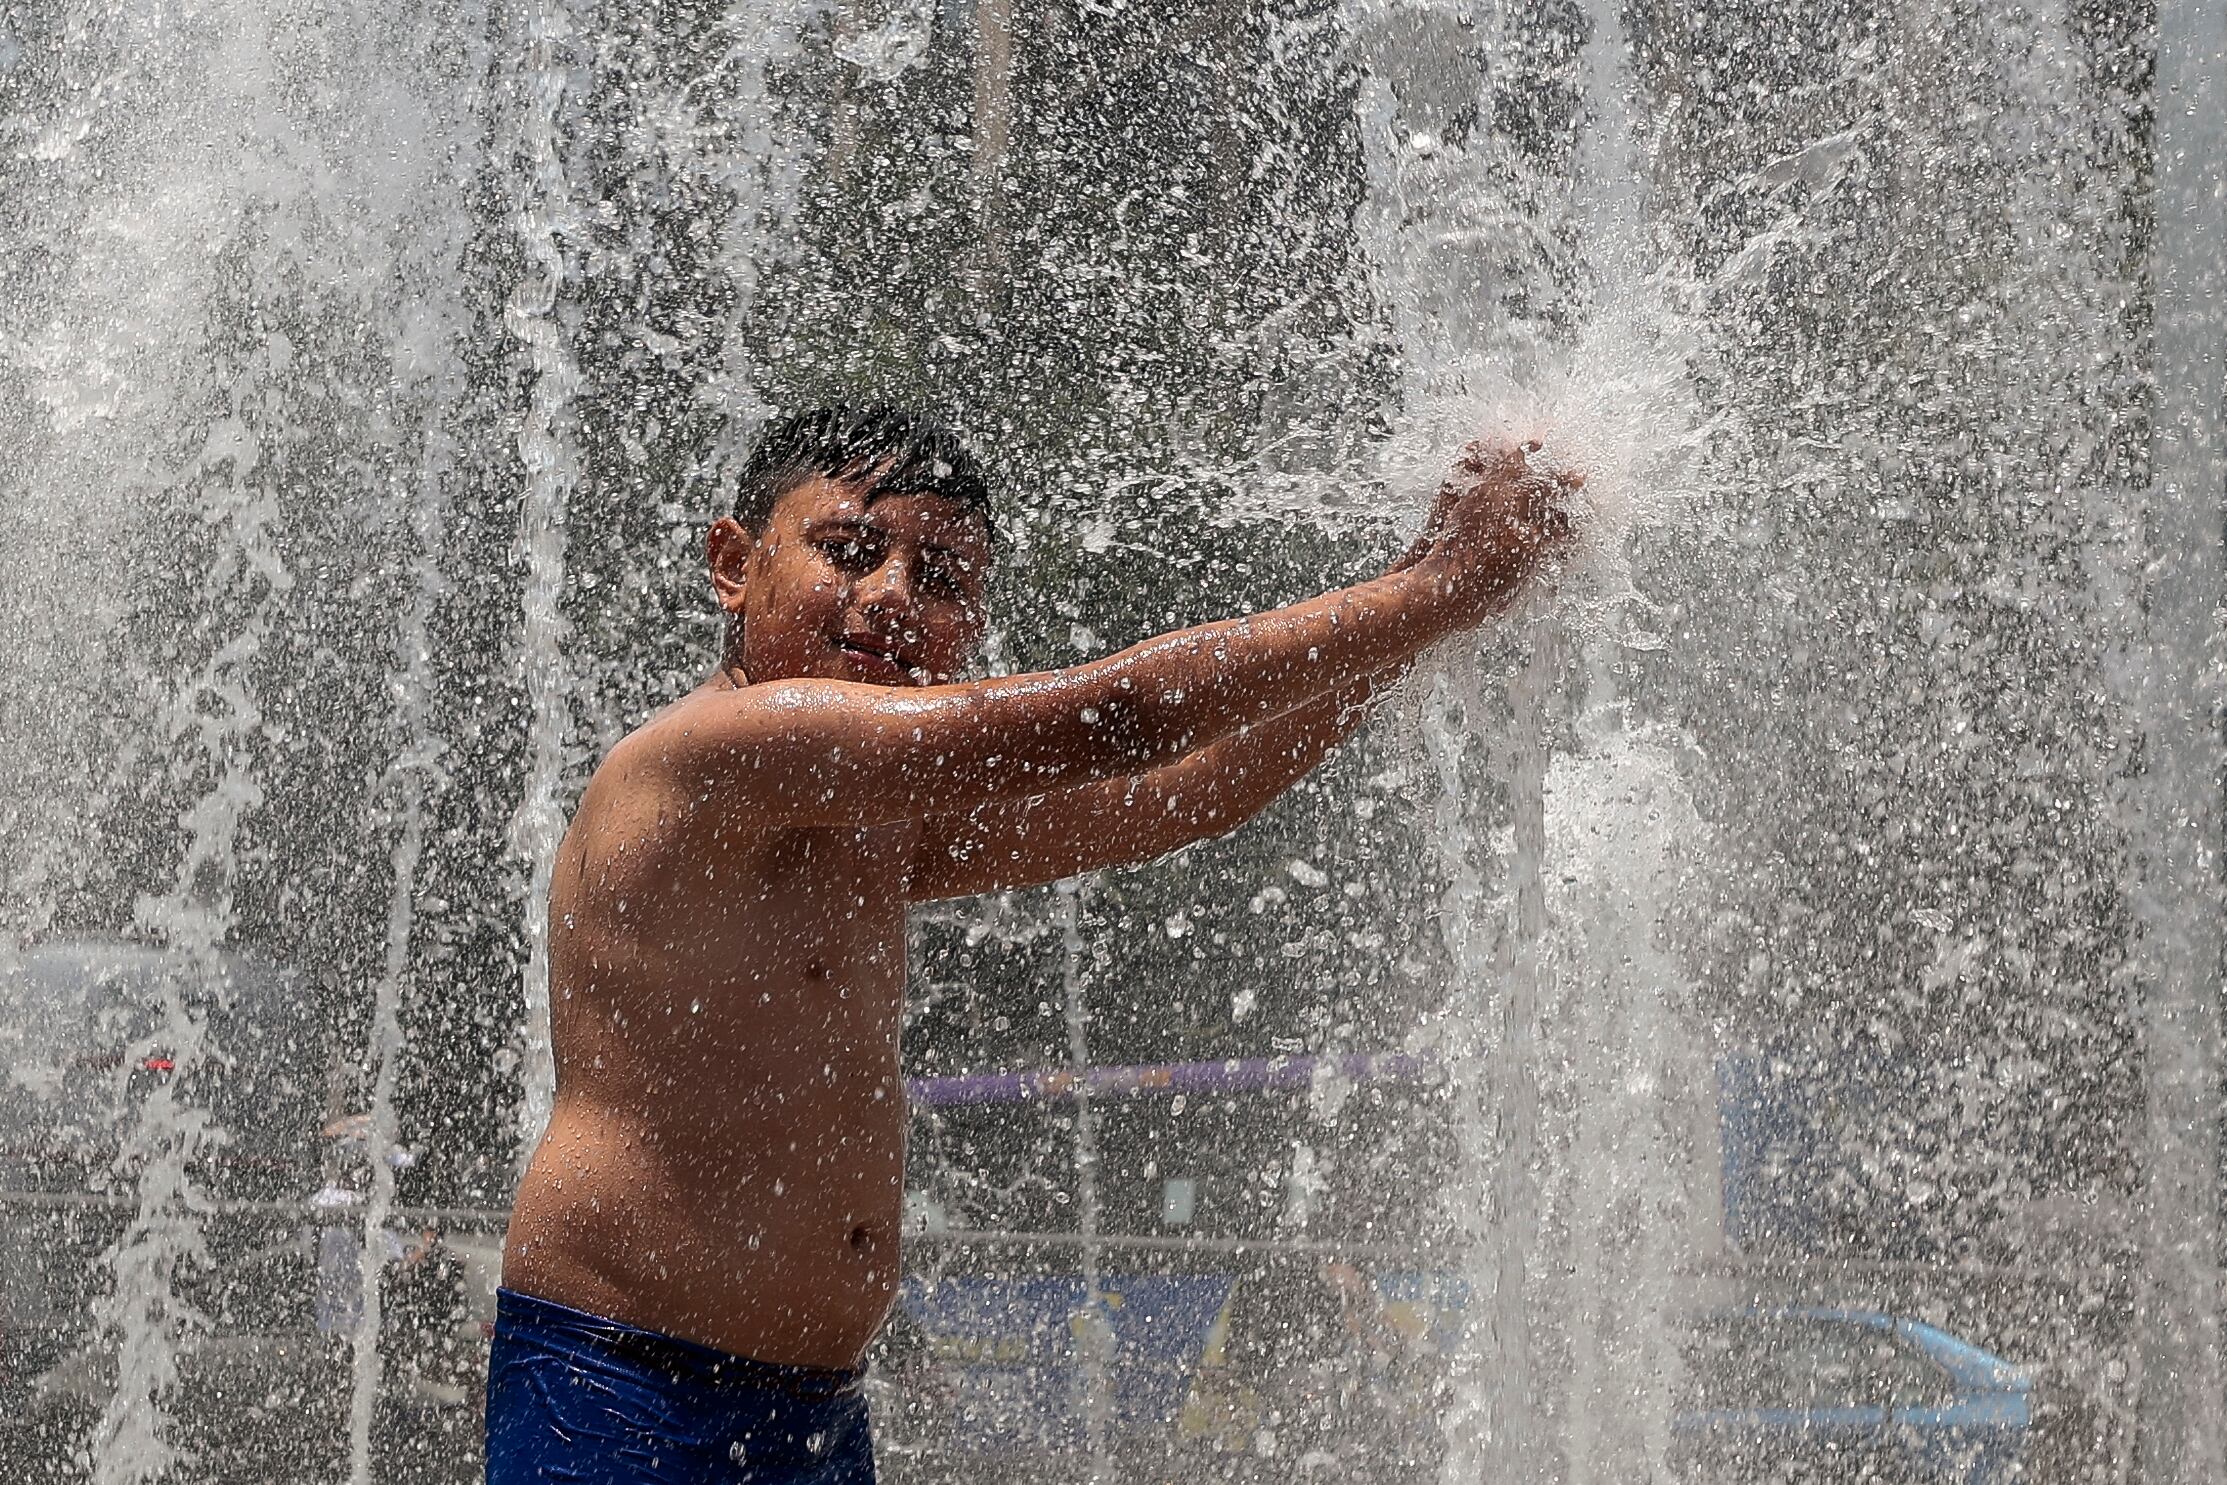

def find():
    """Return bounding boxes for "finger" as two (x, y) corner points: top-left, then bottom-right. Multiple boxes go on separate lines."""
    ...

(1461, 438), (1524, 469)
(1539, 495), (1576, 542)
(1522, 478), (1579, 545)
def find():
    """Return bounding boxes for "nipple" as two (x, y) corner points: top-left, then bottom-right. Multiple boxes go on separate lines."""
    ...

(849, 1224), (875, 1251)
(804, 959), (829, 983)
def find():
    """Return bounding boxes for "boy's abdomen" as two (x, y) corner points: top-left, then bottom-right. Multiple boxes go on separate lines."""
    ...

(503, 1071), (908, 1371)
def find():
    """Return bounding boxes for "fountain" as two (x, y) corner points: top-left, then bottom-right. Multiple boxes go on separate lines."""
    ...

(2127, 4), (2225, 1479)
(0, 0), (2220, 1482)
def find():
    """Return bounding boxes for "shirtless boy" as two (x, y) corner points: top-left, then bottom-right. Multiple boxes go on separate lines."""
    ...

(490, 406), (1575, 1483)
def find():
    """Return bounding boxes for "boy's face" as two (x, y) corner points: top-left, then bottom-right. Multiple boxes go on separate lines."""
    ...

(709, 473), (993, 687)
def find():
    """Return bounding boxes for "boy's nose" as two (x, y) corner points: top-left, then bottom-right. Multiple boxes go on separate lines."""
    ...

(852, 554), (916, 614)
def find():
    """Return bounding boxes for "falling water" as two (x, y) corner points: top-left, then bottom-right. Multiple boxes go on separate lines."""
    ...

(341, 10), (491, 1475)
(1482, 622), (1555, 1483)
(345, 513), (441, 1485)
(1539, 8), (1716, 1481)
(1336, 5), (1544, 1463)
(1417, 654), (1505, 1481)
(503, 0), (582, 1167)
(2127, 1), (2226, 1477)
(0, 4), (498, 1479)
(1057, 881), (1116, 1484)
(78, 0), (291, 1429)
(1348, 0), (1717, 1476)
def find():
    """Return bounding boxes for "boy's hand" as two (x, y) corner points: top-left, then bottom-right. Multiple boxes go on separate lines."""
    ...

(1415, 439), (1580, 617)
(1391, 482), (1458, 572)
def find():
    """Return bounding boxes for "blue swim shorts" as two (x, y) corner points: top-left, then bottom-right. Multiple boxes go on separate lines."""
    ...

(486, 1288), (876, 1484)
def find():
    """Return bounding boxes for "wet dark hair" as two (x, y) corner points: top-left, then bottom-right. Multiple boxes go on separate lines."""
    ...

(732, 406), (997, 538)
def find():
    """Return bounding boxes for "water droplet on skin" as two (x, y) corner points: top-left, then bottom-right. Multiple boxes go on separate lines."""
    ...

(689, 998), (701, 1013)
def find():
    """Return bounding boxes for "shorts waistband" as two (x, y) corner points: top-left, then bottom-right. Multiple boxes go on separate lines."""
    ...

(494, 1287), (864, 1399)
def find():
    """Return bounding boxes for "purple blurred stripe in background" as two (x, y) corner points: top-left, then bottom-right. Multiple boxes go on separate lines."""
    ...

(905, 1051), (1430, 1109)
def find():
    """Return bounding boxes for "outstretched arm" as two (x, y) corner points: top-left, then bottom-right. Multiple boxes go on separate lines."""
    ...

(904, 504), (1470, 901)
(642, 442), (1564, 829)
(908, 662), (1404, 901)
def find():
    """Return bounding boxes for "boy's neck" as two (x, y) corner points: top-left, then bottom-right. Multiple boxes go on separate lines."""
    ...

(717, 624), (752, 688)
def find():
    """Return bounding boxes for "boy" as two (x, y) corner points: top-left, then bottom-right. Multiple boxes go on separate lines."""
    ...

(491, 406), (1574, 1483)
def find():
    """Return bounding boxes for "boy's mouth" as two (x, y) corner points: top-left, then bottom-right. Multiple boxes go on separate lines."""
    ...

(837, 635), (917, 685)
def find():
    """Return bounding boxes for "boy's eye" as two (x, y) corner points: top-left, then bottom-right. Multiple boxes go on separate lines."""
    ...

(822, 538), (875, 571)
(919, 564), (965, 599)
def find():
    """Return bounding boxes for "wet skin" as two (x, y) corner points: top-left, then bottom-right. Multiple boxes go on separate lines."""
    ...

(502, 450), (1574, 1368)
(504, 478), (990, 1365)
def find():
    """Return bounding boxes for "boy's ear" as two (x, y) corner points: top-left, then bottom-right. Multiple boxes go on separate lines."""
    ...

(707, 517), (754, 616)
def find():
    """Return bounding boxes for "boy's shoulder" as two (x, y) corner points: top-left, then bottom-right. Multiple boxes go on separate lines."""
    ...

(605, 674), (938, 792)
(602, 681), (757, 778)
(569, 689), (734, 835)
(579, 679), (833, 835)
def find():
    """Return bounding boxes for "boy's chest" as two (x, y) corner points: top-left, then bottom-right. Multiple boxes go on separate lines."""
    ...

(751, 820), (918, 898)
(570, 819), (918, 1032)
(661, 820), (919, 977)
(552, 806), (922, 1067)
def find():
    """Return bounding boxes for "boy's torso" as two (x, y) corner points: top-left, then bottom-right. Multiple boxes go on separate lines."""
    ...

(503, 693), (918, 1369)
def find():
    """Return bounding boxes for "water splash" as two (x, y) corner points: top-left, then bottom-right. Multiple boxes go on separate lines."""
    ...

(2125, 1), (2227, 1476)
(0, 3), (250, 942)
(339, 6), (491, 1475)
(1348, 2), (1722, 1478)
(1532, 716), (1715, 1485)
(1, 4), (508, 1474)
(0, 2), (2216, 1479)
(1363, 0), (1719, 647)
(503, 0), (584, 1170)
(1057, 881), (1117, 1484)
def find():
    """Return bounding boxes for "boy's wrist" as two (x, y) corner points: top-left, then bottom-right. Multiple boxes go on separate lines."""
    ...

(1405, 549), (1498, 628)
(1388, 528), (1434, 574)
